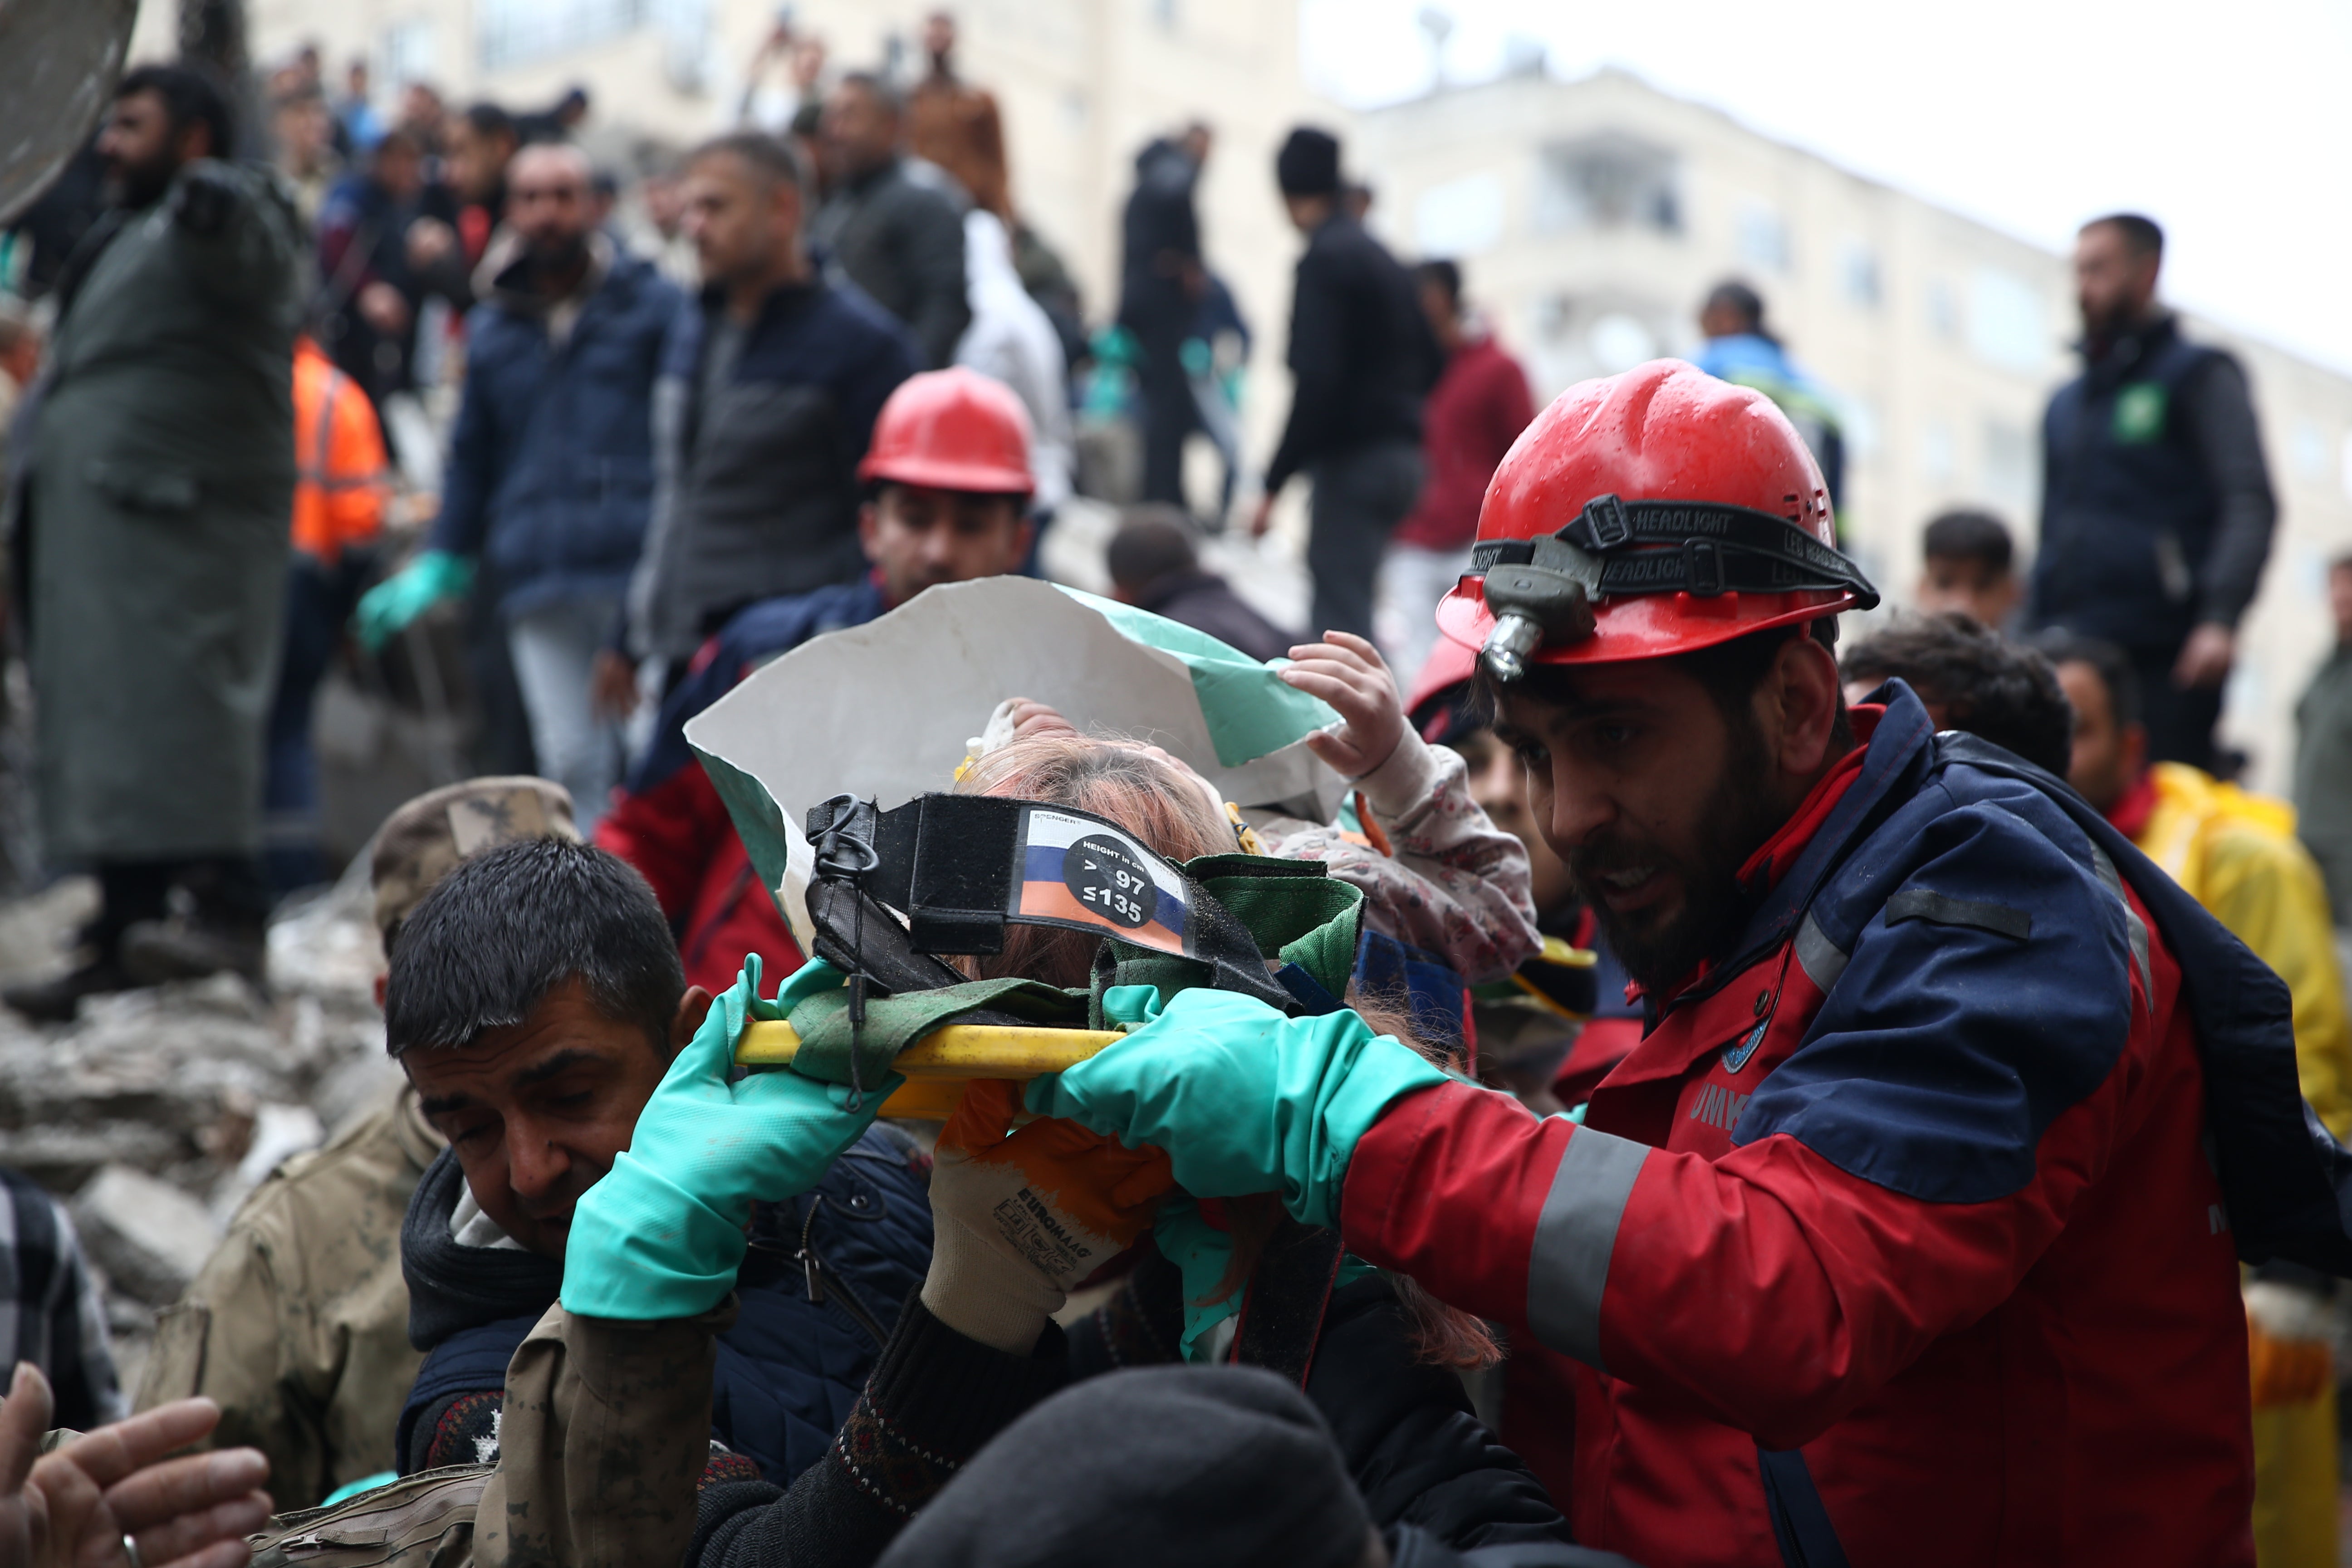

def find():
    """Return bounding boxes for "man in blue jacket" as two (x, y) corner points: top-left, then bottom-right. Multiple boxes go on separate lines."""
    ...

(356, 142), (683, 830)
(2030, 212), (2276, 772)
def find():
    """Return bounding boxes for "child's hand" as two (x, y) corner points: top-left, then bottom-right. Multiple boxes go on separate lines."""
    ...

(1277, 630), (1405, 779)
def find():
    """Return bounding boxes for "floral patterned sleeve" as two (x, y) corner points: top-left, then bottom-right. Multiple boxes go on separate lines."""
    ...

(1250, 732), (1539, 984)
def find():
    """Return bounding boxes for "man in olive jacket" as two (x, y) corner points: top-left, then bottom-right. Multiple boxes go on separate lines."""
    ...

(4, 66), (304, 1019)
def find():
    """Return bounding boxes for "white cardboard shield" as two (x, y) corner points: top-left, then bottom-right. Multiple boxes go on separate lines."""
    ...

(684, 576), (1347, 952)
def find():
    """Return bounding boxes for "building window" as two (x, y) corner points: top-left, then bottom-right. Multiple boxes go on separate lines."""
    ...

(1844, 394), (1881, 463)
(1838, 240), (1880, 309)
(1737, 202), (1788, 274)
(1921, 418), (1955, 484)
(1533, 134), (1680, 236)
(2292, 419), (2327, 480)
(654, 0), (709, 91)
(382, 19), (436, 86)
(1926, 279), (1958, 340)
(1588, 313), (1656, 374)
(1412, 172), (1505, 258)
(1982, 418), (2035, 510)
(1968, 267), (2048, 372)
(478, 0), (644, 72)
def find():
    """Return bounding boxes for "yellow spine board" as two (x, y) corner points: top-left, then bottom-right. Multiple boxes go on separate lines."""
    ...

(734, 1021), (1124, 1123)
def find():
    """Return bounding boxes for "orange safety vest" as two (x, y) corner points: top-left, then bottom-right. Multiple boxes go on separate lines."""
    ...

(290, 337), (389, 563)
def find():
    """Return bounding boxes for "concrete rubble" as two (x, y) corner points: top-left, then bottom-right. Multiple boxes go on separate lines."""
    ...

(0, 861), (401, 1395)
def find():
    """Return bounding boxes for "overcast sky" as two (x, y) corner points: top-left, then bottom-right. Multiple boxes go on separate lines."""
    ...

(1300, 0), (2352, 376)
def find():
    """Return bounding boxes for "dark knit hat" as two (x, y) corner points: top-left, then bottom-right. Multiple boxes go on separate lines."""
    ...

(1275, 126), (1343, 198)
(874, 1365), (1374, 1568)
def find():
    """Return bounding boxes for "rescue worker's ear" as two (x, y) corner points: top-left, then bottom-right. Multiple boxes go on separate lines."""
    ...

(669, 986), (715, 1058)
(1759, 632), (1846, 782)
(856, 498), (882, 559)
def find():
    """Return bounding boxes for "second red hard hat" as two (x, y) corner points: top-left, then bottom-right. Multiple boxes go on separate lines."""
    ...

(1435, 359), (1875, 675)
(858, 367), (1036, 499)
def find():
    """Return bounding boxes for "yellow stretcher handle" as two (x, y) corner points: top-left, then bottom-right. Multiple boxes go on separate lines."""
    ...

(734, 1021), (1124, 1121)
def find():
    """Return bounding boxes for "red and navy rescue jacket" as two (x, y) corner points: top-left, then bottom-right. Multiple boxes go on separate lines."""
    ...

(1343, 681), (2352, 1568)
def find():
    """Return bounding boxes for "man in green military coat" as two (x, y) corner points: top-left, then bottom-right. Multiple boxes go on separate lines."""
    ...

(4, 65), (304, 1019)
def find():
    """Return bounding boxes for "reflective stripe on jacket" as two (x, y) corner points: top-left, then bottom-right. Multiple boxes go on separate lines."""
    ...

(289, 337), (387, 563)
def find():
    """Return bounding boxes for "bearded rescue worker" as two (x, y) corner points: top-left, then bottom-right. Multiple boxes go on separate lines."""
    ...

(1025, 360), (2352, 1567)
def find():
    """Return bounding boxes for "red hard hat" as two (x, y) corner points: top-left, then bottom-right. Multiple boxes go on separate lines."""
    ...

(858, 368), (1035, 498)
(1436, 359), (1876, 677)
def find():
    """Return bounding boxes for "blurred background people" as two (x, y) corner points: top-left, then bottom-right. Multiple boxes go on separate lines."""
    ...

(422, 101), (521, 300)
(315, 127), (446, 416)
(265, 332), (389, 892)
(907, 10), (1009, 223)
(2038, 631), (2352, 1147)
(4, 65), (304, 1016)
(1117, 122), (1212, 514)
(1106, 505), (1296, 663)
(268, 78), (337, 226)
(2293, 553), (2352, 925)
(813, 73), (970, 369)
(2030, 213), (2277, 773)
(1915, 508), (2023, 631)
(335, 57), (382, 155)
(1378, 257), (1533, 685)
(617, 132), (916, 704)
(956, 208), (1072, 516)
(1251, 125), (1438, 645)
(1692, 278), (1846, 515)
(356, 143), (684, 833)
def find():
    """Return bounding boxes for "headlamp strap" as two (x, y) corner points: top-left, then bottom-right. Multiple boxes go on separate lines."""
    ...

(1470, 493), (1880, 608)
(801, 793), (1298, 1014)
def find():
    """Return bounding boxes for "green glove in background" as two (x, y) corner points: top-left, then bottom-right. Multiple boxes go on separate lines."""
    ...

(1024, 985), (1450, 1229)
(561, 955), (896, 1321)
(353, 549), (474, 651)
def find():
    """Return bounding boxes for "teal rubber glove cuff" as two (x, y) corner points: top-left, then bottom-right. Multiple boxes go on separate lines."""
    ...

(353, 549), (474, 651)
(1024, 986), (1450, 1229)
(1153, 1196), (1377, 1362)
(561, 954), (897, 1321)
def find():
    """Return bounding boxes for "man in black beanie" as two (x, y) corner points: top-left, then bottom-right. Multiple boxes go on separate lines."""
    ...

(1250, 125), (1441, 647)
(873, 1364), (1637, 1568)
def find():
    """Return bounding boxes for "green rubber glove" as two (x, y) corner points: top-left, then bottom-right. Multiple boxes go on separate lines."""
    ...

(353, 549), (474, 651)
(1023, 985), (1450, 1229)
(561, 955), (898, 1321)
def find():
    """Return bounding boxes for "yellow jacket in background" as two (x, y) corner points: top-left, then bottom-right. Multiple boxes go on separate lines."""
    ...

(2132, 761), (2352, 1141)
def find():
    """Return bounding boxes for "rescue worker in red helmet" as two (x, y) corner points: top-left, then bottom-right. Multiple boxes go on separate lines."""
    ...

(1029, 359), (2352, 1566)
(598, 368), (1036, 993)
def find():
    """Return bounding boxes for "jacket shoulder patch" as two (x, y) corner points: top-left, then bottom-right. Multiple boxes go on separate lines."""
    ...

(1884, 888), (2032, 941)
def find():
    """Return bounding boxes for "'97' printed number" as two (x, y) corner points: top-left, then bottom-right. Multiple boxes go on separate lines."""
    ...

(1063, 834), (1158, 930)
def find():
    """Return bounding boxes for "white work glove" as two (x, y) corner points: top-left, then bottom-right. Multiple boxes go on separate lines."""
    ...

(922, 1078), (1174, 1353)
